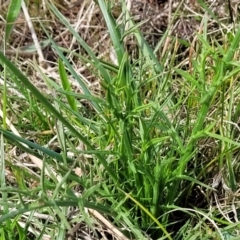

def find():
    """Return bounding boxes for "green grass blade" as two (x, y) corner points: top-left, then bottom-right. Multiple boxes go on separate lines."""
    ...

(97, 0), (124, 63)
(58, 58), (77, 111)
(4, 0), (22, 43)
(223, 26), (240, 63)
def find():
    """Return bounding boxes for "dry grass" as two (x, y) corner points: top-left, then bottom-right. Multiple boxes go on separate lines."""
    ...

(1, 0), (238, 91)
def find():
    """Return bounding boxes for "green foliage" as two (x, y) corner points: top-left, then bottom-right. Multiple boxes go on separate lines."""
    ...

(0, 0), (240, 239)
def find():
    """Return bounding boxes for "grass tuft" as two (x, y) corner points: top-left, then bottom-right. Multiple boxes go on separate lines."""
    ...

(1, 0), (240, 239)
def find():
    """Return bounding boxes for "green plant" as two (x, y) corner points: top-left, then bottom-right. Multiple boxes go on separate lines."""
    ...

(1, 0), (240, 239)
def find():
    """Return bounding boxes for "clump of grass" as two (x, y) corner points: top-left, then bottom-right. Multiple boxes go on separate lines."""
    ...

(1, 0), (240, 239)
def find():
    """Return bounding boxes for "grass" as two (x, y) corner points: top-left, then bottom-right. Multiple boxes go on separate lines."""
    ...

(0, 0), (240, 239)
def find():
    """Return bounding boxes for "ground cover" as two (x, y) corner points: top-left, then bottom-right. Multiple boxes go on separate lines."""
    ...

(0, 0), (240, 239)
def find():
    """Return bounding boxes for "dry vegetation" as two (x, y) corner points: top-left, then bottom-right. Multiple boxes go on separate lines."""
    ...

(1, 0), (238, 92)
